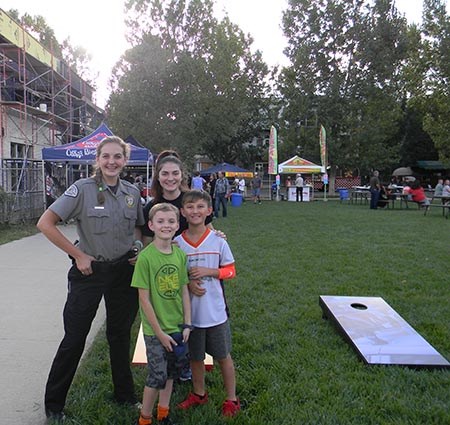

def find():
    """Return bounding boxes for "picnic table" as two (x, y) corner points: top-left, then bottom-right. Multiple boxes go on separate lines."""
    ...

(350, 186), (370, 204)
(424, 195), (450, 218)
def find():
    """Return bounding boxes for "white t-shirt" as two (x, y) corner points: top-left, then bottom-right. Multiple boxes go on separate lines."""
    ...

(174, 229), (235, 328)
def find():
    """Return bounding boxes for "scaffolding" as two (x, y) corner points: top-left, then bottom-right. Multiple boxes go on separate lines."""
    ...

(0, 8), (105, 222)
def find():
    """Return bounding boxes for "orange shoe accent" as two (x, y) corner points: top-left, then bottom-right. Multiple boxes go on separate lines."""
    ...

(157, 405), (169, 421)
(138, 413), (152, 425)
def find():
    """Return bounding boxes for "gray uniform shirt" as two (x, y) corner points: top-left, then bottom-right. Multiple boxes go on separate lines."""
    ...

(50, 177), (144, 261)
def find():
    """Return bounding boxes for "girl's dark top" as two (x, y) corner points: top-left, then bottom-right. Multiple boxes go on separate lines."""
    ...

(141, 192), (213, 238)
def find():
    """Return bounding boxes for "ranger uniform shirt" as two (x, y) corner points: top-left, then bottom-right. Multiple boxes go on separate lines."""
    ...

(50, 177), (144, 261)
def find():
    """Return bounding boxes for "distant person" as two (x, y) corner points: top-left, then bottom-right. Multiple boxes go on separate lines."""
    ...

(441, 179), (450, 198)
(404, 180), (430, 207)
(295, 173), (304, 202)
(214, 171), (231, 218)
(233, 175), (240, 193)
(433, 179), (443, 197)
(132, 203), (191, 425)
(191, 171), (206, 191)
(45, 174), (56, 208)
(377, 184), (390, 208)
(250, 172), (262, 204)
(208, 173), (217, 206)
(369, 170), (380, 209)
(37, 136), (144, 421)
(238, 177), (246, 200)
(285, 176), (292, 200)
(123, 170), (135, 183)
(175, 190), (240, 418)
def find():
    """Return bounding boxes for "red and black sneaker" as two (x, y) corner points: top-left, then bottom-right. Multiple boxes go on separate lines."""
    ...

(222, 398), (241, 417)
(177, 392), (208, 410)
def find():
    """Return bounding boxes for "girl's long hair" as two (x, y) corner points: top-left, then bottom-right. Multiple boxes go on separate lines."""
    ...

(151, 150), (188, 203)
(92, 136), (129, 205)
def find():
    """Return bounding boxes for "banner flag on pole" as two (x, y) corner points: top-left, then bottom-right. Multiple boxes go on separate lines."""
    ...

(319, 124), (327, 169)
(268, 125), (278, 175)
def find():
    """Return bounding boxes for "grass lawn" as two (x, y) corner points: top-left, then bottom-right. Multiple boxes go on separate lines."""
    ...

(0, 222), (38, 245)
(55, 200), (450, 425)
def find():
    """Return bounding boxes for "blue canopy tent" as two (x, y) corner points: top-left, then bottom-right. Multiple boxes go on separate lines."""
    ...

(41, 124), (153, 203)
(125, 134), (146, 148)
(200, 162), (253, 178)
(42, 124), (152, 164)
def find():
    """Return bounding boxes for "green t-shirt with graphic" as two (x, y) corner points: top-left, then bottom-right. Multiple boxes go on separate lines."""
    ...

(131, 243), (188, 336)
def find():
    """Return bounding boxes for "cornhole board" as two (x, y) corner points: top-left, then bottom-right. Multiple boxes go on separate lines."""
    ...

(319, 295), (450, 368)
(132, 324), (213, 368)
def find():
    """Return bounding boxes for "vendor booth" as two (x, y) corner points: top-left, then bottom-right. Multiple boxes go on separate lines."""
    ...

(41, 124), (153, 201)
(200, 162), (253, 178)
(278, 156), (324, 202)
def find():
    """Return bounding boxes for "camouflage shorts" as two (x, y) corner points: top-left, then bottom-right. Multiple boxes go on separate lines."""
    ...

(144, 334), (185, 389)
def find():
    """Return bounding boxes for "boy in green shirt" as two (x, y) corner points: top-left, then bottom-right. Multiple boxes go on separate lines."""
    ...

(131, 203), (192, 425)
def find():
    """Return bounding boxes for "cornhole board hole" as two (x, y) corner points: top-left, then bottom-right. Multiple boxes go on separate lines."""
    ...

(319, 295), (450, 368)
(132, 324), (213, 368)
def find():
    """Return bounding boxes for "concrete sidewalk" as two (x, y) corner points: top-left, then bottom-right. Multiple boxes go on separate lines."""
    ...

(0, 224), (106, 425)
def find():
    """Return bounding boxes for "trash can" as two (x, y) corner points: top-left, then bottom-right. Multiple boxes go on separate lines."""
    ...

(231, 193), (243, 207)
(338, 189), (349, 201)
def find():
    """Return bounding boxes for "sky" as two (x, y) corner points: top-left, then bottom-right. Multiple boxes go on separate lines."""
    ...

(1, 0), (445, 108)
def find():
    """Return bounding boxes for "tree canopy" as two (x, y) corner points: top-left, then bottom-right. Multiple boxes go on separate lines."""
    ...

(107, 0), (271, 166)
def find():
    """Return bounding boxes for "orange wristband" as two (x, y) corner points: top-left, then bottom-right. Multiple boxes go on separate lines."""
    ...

(218, 264), (236, 280)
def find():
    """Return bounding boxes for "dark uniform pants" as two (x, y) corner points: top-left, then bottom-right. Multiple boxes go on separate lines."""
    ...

(44, 260), (138, 413)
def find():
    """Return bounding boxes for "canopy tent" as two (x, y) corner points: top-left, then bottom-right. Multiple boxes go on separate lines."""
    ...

(41, 124), (153, 205)
(415, 161), (449, 170)
(42, 124), (152, 165)
(278, 156), (324, 174)
(200, 162), (253, 178)
(125, 134), (146, 149)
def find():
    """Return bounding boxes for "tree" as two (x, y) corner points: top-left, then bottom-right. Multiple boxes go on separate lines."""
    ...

(420, 0), (450, 163)
(107, 0), (270, 166)
(279, 0), (410, 175)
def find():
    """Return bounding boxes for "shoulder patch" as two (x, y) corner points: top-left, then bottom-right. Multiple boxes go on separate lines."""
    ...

(64, 184), (79, 198)
(125, 195), (135, 207)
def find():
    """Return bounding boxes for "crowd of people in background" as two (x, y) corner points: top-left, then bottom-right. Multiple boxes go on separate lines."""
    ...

(367, 170), (450, 210)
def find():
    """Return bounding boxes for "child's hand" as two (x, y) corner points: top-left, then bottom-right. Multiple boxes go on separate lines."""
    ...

(188, 279), (206, 296)
(127, 254), (138, 266)
(182, 328), (191, 343)
(213, 229), (227, 240)
(189, 266), (210, 280)
(158, 332), (175, 352)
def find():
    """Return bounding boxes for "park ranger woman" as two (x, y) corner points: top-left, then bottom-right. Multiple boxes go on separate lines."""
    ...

(37, 136), (144, 421)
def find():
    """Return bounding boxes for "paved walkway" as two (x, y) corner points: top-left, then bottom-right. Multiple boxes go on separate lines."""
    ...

(0, 224), (106, 424)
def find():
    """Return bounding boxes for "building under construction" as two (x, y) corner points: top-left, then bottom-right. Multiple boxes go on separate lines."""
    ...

(0, 8), (104, 222)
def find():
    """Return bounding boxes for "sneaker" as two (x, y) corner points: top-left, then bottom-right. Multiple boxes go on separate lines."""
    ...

(177, 392), (208, 410)
(137, 415), (152, 425)
(222, 398), (240, 417)
(179, 365), (192, 382)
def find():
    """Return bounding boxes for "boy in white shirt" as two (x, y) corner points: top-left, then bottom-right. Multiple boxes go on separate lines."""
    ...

(174, 190), (240, 418)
